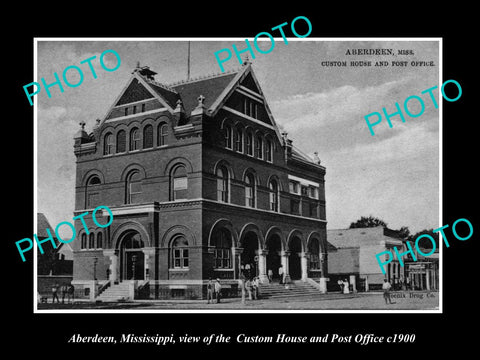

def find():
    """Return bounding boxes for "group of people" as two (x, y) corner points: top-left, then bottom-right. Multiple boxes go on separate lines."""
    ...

(244, 276), (260, 300)
(337, 279), (351, 294)
(206, 278), (223, 304)
(267, 264), (287, 285)
(43, 283), (75, 304)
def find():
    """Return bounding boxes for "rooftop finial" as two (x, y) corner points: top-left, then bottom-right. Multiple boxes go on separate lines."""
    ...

(197, 94), (205, 105)
(79, 120), (86, 130)
(136, 60), (141, 68)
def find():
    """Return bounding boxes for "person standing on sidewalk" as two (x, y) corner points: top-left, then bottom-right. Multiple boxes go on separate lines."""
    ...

(278, 265), (284, 285)
(245, 278), (253, 300)
(214, 278), (222, 303)
(252, 277), (259, 300)
(267, 269), (273, 283)
(207, 278), (214, 304)
(52, 283), (60, 304)
(382, 279), (393, 304)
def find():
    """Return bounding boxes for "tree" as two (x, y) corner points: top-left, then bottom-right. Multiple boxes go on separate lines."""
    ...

(408, 229), (439, 250)
(397, 226), (411, 239)
(349, 216), (387, 229)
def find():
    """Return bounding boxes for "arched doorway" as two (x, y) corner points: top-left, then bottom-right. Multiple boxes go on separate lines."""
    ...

(119, 230), (145, 281)
(289, 236), (302, 280)
(266, 234), (282, 282)
(240, 231), (260, 279)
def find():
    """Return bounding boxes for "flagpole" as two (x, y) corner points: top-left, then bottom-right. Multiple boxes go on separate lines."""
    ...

(187, 41), (191, 80)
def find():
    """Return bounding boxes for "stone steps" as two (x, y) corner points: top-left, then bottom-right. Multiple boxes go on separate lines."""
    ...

(259, 280), (323, 299)
(96, 283), (130, 302)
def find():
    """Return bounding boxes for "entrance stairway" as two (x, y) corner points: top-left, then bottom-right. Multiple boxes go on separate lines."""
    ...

(259, 280), (323, 299)
(96, 282), (131, 302)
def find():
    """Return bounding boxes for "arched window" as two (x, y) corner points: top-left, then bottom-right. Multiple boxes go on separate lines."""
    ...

(116, 130), (126, 153)
(246, 131), (253, 156)
(269, 179), (279, 212)
(104, 133), (114, 155)
(245, 172), (255, 208)
(129, 127), (140, 151)
(171, 165), (188, 200)
(89, 233), (95, 249)
(97, 232), (103, 249)
(265, 138), (273, 162)
(235, 127), (243, 153)
(308, 239), (321, 270)
(86, 175), (101, 208)
(143, 124), (153, 149)
(216, 166), (229, 202)
(81, 233), (87, 249)
(172, 236), (189, 269)
(255, 134), (263, 159)
(214, 228), (232, 269)
(225, 125), (232, 149)
(126, 170), (142, 204)
(158, 123), (168, 146)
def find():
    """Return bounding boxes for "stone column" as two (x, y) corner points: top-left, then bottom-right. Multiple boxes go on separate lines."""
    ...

(143, 247), (156, 281)
(426, 269), (431, 291)
(103, 249), (118, 283)
(258, 250), (268, 283)
(318, 277), (327, 293)
(300, 252), (308, 281)
(233, 247), (243, 279)
(320, 252), (327, 278)
(281, 251), (291, 283)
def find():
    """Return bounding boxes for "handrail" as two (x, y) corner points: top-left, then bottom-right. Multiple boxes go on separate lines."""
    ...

(97, 280), (111, 297)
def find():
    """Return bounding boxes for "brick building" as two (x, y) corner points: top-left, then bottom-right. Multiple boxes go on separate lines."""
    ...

(71, 61), (328, 300)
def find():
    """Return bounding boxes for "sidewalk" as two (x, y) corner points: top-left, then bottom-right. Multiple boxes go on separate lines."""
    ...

(37, 290), (439, 310)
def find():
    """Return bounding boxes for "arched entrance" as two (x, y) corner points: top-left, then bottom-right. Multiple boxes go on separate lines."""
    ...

(266, 234), (282, 282)
(119, 230), (145, 281)
(240, 231), (260, 279)
(289, 236), (302, 280)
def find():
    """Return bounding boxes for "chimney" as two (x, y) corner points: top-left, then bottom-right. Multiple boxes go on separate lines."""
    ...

(133, 62), (157, 80)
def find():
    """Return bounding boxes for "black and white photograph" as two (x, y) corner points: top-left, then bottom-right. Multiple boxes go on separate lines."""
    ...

(33, 39), (441, 313)
(7, 8), (477, 354)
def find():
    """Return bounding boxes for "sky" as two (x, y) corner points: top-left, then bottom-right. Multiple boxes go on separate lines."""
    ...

(36, 39), (440, 236)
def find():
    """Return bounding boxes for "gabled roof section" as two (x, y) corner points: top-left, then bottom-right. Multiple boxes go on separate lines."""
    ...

(204, 63), (284, 143)
(99, 69), (178, 127)
(115, 78), (154, 106)
(37, 213), (56, 239)
(143, 78), (180, 109)
(169, 71), (239, 115)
